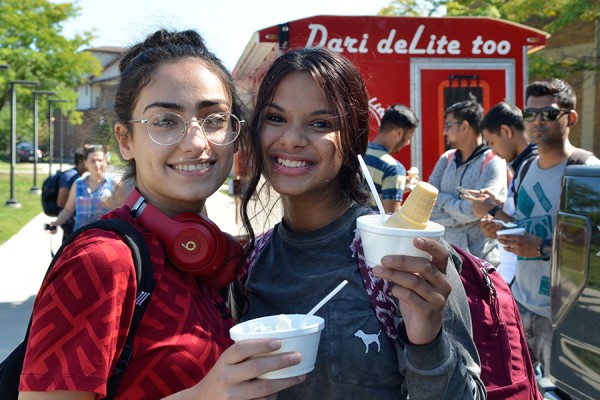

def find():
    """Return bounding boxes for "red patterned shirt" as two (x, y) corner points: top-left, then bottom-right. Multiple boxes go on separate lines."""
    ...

(20, 207), (234, 399)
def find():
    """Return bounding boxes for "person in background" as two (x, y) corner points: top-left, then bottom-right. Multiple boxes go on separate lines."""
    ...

(20, 29), (304, 399)
(428, 94), (507, 266)
(56, 147), (87, 240)
(364, 104), (419, 213)
(494, 78), (600, 378)
(47, 144), (114, 232)
(463, 101), (538, 284)
(236, 47), (485, 399)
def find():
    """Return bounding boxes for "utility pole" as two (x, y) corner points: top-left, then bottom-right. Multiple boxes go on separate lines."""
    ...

(47, 99), (68, 177)
(5, 80), (40, 208)
(30, 90), (55, 194)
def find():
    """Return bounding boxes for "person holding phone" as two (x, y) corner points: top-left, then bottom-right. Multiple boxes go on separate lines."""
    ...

(462, 102), (538, 284)
(500, 79), (600, 379)
(428, 95), (507, 266)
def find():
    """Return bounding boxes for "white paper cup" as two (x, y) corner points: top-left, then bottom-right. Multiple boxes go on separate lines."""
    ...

(229, 314), (324, 379)
(356, 215), (445, 267)
(497, 227), (526, 236)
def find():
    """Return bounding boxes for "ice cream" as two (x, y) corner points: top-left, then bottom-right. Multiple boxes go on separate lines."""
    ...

(275, 314), (293, 330)
(407, 166), (419, 177)
(250, 314), (293, 333)
(384, 181), (438, 230)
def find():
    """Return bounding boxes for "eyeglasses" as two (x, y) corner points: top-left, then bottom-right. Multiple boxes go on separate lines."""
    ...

(522, 107), (571, 122)
(444, 121), (462, 130)
(127, 112), (244, 146)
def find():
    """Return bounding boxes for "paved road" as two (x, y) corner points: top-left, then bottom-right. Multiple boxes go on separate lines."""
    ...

(0, 160), (70, 175)
(0, 183), (279, 360)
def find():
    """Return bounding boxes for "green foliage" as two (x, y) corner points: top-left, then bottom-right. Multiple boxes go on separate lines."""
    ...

(500, 0), (600, 33)
(378, 0), (600, 78)
(379, 0), (599, 32)
(378, 0), (446, 16)
(0, 0), (102, 151)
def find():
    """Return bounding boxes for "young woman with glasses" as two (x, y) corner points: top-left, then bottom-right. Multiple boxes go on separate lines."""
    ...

(19, 29), (304, 400)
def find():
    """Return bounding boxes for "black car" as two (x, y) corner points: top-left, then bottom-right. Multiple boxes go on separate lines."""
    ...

(16, 142), (43, 162)
(539, 165), (600, 400)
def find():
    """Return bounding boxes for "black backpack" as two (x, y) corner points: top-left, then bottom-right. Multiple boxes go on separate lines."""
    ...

(41, 170), (64, 216)
(41, 168), (80, 217)
(0, 219), (154, 400)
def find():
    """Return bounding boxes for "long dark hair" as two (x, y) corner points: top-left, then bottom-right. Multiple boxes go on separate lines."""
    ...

(240, 47), (370, 252)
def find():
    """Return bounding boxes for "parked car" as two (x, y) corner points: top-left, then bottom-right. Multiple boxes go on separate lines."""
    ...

(539, 165), (600, 400)
(16, 142), (43, 162)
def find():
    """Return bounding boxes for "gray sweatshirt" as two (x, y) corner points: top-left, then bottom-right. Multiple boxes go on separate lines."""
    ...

(240, 205), (485, 399)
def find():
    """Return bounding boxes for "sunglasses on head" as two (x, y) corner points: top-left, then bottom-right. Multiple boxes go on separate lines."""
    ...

(522, 107), (571, 122)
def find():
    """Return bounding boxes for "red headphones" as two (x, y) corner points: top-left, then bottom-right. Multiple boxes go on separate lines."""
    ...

(124, 188), (243, 288)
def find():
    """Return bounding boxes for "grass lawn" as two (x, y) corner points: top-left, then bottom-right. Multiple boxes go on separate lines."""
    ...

(0, 161), (46, 245)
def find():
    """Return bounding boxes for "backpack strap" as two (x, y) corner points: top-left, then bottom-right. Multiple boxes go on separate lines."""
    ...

(446, 148), (495, 173)
(512, 156), (535, 207)
(96, 219), (153, 400)
(351, 233), (398, 345)
(480, 150), (495, 172)
(230, 230), (275, 322)
(16, 219), (152, 400)
(567, 148), (594, 165)
(446, 149), (457, 168)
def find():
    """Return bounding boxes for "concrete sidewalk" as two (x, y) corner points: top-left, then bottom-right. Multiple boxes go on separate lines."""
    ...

(0, 184), (279, 360)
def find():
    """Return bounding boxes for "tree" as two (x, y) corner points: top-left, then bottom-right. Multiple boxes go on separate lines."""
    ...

(378, 0), (599, 31)
(378, 0), (600, 78)
(0, 0), (102, 150)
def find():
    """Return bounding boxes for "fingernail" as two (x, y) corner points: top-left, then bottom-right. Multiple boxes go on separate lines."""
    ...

(414, 237), (425, 247)
(269, 340), (282, 350)
(372, 266), (383, 275)
(290, 353), (301, 364)
(381, 256), (392, 265)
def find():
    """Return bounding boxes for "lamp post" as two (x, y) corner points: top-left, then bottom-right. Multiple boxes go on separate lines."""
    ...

(5, 80), (40, 208)
(30, 90), (55, 194)
(59, 110), (73, 171)
(47, 99), (68, 177)
(59, 111), (64, 171)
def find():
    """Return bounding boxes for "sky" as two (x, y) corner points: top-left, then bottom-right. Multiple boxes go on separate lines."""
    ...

(55, 0), (391, 71)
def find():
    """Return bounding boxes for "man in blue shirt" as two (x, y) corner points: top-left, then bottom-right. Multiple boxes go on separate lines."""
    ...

(364, 104), (419, 213)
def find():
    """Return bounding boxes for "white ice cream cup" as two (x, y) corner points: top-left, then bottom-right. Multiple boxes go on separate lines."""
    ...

(356, 214), (445, 267)
(229, 314), (324, 379)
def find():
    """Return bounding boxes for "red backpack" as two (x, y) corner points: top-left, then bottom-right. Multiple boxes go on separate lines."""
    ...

(452, 245), (541, 400)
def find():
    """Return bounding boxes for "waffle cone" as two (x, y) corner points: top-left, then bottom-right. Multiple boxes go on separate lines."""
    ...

(384, 181), (438, 230)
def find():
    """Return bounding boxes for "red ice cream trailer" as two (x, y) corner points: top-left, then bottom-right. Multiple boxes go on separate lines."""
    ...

(232, 15), (548, 180)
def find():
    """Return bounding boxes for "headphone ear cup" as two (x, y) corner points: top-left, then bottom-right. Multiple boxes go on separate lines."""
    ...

(168, 213), (241, 277)
(125, 188), (243, 287)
